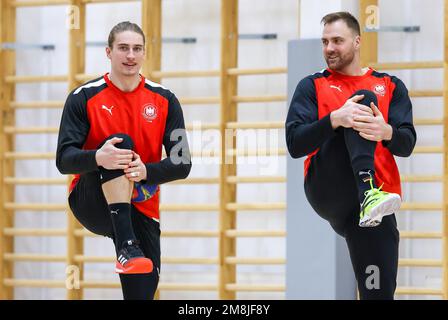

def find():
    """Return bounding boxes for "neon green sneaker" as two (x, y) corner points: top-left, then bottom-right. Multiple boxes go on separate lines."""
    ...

(359, 180), (401, 227)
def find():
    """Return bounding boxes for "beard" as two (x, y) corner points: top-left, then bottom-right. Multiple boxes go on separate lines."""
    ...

(325, 50), (355, 71)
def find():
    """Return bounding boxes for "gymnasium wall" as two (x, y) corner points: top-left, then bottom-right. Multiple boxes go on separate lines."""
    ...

(12, 0), (443, 299)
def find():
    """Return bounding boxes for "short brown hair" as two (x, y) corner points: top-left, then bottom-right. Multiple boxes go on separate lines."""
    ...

(108, 21), (145, 48)
(321, 11), (361, 36)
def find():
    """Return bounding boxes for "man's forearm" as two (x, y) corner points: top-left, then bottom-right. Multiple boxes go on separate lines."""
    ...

(144, 158), (191, 185)
(286, 114), (336, 158)
(56, 147), (98, 174)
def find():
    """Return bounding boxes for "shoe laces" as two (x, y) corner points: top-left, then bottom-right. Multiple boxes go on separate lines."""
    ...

(120, 239), (144, 259)
(360, 180), (385, 217)
(363, 178), (384, 198)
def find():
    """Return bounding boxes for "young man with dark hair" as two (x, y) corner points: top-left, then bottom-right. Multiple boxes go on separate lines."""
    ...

(56, 21), (191, 300)
(286, 12), (416, 299)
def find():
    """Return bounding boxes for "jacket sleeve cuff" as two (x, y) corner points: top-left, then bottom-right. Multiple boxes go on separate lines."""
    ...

(382, 126), (397, 150)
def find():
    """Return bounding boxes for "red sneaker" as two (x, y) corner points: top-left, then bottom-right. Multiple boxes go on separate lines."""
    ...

(115, 240), (153, 274)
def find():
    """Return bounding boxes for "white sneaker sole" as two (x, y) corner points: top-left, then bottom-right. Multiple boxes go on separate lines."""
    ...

(359, 193), (401, 228)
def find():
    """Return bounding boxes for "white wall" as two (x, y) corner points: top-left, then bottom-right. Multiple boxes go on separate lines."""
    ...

(12, 0), (443, 300)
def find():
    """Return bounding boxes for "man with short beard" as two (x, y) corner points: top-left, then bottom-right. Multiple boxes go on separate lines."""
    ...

(286, 12), (416, 299)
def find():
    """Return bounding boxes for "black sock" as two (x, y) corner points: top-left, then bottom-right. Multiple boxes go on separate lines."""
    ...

(357, 169), (377, 203)
(109, 203), (137, 251)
